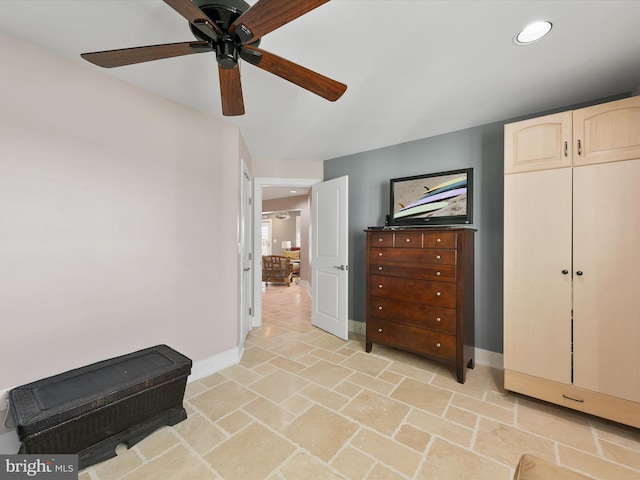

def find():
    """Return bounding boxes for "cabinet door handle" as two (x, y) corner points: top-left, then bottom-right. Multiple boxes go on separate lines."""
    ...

(561, 269), (569, 275)
(576, 271), (583, 276)
(564, 141), (568, 157)
(577, 139), (582, 156)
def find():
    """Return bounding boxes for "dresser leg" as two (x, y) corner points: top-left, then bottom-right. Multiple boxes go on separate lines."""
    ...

(467, 358), (475, 369)
(365, 341), (372, 353)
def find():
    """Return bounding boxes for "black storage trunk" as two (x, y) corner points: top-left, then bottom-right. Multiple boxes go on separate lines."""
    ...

(9, 344), (191, 469)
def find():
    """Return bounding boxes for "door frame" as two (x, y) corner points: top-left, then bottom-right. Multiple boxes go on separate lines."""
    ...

(239, 161), (253, 345)
(252, 177), (320, 328)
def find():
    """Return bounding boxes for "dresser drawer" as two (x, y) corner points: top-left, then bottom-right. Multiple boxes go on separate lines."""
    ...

(370, 262), (455, 282)
(423, 231), (457, 249)
(370, 233), (394, 247)
(370, 248), (457, 266)
(393, 232), (423, 248)
(368, 275), (456, 307)
(369, 296), (456, 334)
(367, 318), (456, 361)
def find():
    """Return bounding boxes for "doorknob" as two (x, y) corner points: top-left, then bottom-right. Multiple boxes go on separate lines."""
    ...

(243, 267), (251, 271)
(333, 265), (350, 270)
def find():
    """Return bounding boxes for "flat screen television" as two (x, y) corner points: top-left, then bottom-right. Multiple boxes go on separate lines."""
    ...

(389, 168), (473, 226)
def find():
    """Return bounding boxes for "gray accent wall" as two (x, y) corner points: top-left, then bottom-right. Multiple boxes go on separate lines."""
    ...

(323, 93), (630, 355)
(325, 123), (505, 353)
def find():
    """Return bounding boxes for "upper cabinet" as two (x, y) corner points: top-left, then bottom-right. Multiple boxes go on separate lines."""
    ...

(573, 96), (640, 166)
(504, 96), (640, 174)
(504, 111), (572, 174)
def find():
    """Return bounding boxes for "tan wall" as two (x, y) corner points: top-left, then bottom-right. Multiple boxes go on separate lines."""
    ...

(0, 33), (246, 393)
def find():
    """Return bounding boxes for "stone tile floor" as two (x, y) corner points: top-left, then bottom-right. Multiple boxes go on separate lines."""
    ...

(80, 283), (640, 479)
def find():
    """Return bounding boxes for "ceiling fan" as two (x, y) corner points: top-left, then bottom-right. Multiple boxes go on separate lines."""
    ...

(80, 0), (347, 116)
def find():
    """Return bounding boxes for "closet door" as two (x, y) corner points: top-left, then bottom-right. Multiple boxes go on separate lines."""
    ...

(573, 159), (640, 403)
(504, 168), (573, 383)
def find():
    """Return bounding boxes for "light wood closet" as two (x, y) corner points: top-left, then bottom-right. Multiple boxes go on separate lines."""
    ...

(503, 95), (640, 428)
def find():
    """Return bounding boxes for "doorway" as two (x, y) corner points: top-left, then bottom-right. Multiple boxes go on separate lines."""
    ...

(252, 177), (320, 328)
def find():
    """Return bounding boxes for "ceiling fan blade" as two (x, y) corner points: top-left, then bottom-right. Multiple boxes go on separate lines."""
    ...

(230, 0), (330, 44)
(218, 65), (245, 116)
(81, 41), (210, 68)
(163, 0), (222, 39)
(240, 46), (346, 102)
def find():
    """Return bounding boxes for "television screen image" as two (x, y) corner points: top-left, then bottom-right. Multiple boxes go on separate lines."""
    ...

(390, 168), (473, 226)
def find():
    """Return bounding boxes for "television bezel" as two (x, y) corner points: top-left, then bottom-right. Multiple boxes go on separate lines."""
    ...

(389, 168), (473, 226)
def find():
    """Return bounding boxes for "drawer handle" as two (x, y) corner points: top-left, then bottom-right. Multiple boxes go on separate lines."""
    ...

(378, 328), (383, 333)
(436, 292), (441, 296)
(405, 238), (411, 243)
(378, 266), (383, 271)
(562, 394), (584, 403)
(378, 284), (383, 289)
(436, 317), (441, 322)
(435, 255), (441, 260)
(378, 252), (383, 256)
(378, 238), (383, 242)
(436, 342), (441, 348)
(378, 306), (383, 310)
(436, 238), (441, 243)
(436, 271), (441, 276)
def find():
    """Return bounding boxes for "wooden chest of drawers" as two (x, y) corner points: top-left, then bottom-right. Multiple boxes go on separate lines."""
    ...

(365, 228), (475, 383)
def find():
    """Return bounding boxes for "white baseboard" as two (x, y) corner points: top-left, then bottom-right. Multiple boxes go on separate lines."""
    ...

(474, 347), (504, 370)
(348, 319), (365, 336)
(188, 346), (242, 383)
(299, 279), (311, 294)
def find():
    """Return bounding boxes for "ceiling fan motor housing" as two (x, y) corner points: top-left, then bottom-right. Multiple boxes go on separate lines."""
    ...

(189, 0), (258, 68)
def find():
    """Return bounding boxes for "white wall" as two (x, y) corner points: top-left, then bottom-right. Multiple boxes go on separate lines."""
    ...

(0, 34), (246, 400)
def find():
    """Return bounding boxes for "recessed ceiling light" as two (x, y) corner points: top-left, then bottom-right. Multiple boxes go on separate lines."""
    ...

(515, 21), (552, 45)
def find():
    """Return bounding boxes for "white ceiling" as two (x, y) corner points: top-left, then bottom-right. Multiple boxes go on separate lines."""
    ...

(1, 1), (639, 162)
(262, 186), (310, 201)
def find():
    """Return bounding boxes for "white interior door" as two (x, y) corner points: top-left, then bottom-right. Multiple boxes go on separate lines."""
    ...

(240, 166), (253, 343)
(311, 176), (349, 340)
